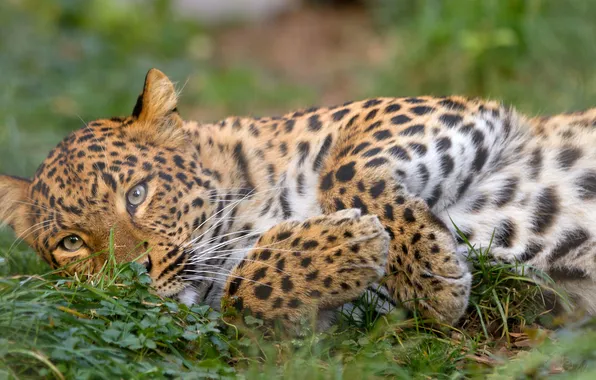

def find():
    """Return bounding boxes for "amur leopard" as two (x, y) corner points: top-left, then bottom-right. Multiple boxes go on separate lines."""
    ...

(2, 69), (596, 330)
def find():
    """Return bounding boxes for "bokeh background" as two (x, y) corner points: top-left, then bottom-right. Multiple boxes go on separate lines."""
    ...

(1, 0), (595, 179)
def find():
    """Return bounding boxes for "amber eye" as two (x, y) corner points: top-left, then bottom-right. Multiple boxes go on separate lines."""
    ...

(61, 235), (84, 252)
(126, 183), (148, 208)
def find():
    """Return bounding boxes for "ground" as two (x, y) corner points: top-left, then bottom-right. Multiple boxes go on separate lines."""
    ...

(1, 0), (596, 378)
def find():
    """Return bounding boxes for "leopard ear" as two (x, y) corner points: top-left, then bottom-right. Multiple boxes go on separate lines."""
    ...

(131, 68), (183, 129)
(0, 175), (32, 241)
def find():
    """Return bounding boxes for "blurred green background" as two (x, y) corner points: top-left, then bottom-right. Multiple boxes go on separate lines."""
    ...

(1, 0), (594, 179)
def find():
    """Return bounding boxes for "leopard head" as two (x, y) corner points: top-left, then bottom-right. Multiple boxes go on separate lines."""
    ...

(0, 69), (231, 299)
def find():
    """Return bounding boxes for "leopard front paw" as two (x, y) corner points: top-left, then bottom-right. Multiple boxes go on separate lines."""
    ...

(222, 209), (389, 327)
(385, 221), (471, 324)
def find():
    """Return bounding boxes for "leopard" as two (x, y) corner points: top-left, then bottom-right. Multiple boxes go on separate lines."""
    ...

(2, 68), (596, 331)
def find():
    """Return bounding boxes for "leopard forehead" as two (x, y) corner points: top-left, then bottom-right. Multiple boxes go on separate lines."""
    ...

(34, 119), (183, 202)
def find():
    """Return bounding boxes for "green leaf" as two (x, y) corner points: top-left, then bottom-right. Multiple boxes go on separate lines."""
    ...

(244, 315), (263, 327)
(144, 339), (157, 350)
(120, 334), (142, 350)
(0, 339), (8, 357)
(50, 348), (73, 361)
(190, 304), (210, 316)
(101, 328), (122, 343)
(182, 331), (199, 341)
(140, 316), (157, 330)
(358, 337), (370, 346)
(158, 316), (173, 326)
(164, 301), (179, 312)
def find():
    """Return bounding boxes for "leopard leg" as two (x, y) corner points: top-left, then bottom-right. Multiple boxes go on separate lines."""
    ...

(319, 164), (472, 324)
(221, 209), (389, 330)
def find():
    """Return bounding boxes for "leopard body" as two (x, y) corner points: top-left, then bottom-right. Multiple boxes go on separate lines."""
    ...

(2, 69), (596, 328)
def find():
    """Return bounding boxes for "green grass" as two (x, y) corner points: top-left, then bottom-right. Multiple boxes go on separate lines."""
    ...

(0, 235), (588, 379)
(2, 0), (596, 378)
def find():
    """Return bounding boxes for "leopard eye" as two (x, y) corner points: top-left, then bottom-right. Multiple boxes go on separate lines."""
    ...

(126, 183), (148, 208)
(61, 235), (84, 252)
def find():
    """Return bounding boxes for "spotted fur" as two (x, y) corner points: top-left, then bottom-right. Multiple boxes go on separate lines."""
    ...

(2, 69), (596, 329)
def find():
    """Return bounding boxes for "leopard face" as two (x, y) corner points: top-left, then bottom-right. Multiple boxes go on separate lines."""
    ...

(0, 70), (222, 297)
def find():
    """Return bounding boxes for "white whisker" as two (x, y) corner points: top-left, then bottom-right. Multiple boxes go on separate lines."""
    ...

(191, 230), (264, 259)
(190, 256), (291, 276)
(183, 269), (272, 288)
(187, 184), (293, 247)
(188, 229), (255, 252)
(183, 188), (257, 248)
(7, 220), (53, 254)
